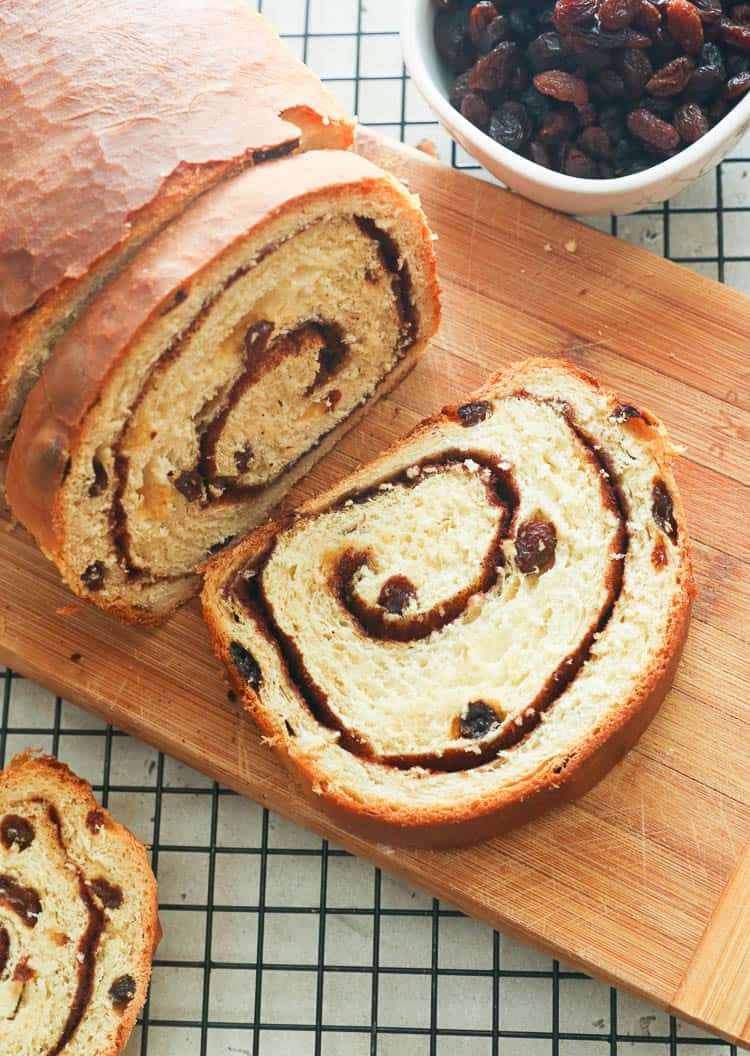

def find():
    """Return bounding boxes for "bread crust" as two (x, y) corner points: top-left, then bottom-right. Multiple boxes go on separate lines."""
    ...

(0, 0), (353, 441)
(6, 149), (440, 623)
(202, 357), (695, 848)
(0, 750), (160, 1054)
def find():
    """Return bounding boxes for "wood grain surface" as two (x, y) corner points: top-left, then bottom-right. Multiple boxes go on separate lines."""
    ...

(0, 130), (748, 1045)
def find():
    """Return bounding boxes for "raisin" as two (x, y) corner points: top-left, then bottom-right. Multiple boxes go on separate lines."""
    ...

(666, 0), (704, 54)
(693, 0), (724, 26)
(628, 107), (681, 147)
(599, 0), (642, 31)
(612, 402), (644, 422)
(458, 701), (502, 739)
(539, 107), (579, 143)
(229, 641), (262, 688)
(528, 139), (553, 166)
(480, 15), (511, 53)
(0, 875), (41, 927)
(599, 67), (627, 96)
(528, 32), (568, 71)
(469, 2), (499, 47)
(652, 479), (678, 540)
(435, 6), (474, 73)
(579, 125), (614, 159)
(635, 1), (662, 36)
(621, 47), (654, 95)
(0, 927), (8, 976)
(449, 70), (473, 108)
(0, 815), (34, 851)
(456, 400), (492, 425)
(734, 4), (750, 24)
(508, 8), (538, 40)
(646, 55), (694, 94)
(515, 518), (558, 574)
(640, 94), (676, 118)
(565, 35), (613, 72)
(80, 561), (105, 592)
(378, 576), (417, 616)
(89, 878), (123, 910)
(709, 95), (727, 121)
(534, 69), (590, 107)
(461, 91), (491, 129)
(723, 71), (750, 98)
(520, 85), (553, 127)
(110, 975), (137, 1011)
(86, 809), (107, 834)
(88, 456), (108, 498)
(553, 0), (598, 35)
(719, 17), (750, 53)
(231, 444), (253, 475)
(600, 102), (627, 139)
(728, 52), (750, 76)
(572, 25), (652, 48)
(674, 101), (710, 140)
(469, 41), (518, 92)
(561, 142), (598, 175)
(489, 100), (533, 149)
(684, 63), (725, 101)
(174, 468), (205, 503)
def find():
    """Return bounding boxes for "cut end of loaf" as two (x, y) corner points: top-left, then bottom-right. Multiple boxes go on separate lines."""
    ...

(202, 357), (694, 849)
(6, 150), (440, 625)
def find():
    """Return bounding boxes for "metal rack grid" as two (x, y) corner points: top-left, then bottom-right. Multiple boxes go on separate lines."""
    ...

(2, 1), (748, 1053)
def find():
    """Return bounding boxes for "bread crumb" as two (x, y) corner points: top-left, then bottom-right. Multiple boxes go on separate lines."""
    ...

(543, 243), (553, 253)
(564, 240), (578, 253)
(416, 138), (438, 158)
(56, 604), (82, 617)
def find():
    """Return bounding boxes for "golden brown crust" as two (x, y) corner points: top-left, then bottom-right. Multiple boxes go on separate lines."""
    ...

(0, 0), (351, 328)
(0, 751), (160, 1053)
(6, 150), (435, 563)
(202, 357), (695, 848)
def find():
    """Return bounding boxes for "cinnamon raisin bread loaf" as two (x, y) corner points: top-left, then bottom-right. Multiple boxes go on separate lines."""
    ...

(0, 752), (159, 1054)
(6, 150), (440, 625)
(202, 359), (695, 849)
(0, 0), (352, 446)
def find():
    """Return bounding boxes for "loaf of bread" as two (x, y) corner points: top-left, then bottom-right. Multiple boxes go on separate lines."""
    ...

(0, 752), (159, 1054)
(0, 0), (352, 446)
(6, 150), (440, 624)
(202, 359), (695, 848)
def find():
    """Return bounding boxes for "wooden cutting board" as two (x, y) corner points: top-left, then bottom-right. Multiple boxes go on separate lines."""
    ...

(1, 130), (748, 1045)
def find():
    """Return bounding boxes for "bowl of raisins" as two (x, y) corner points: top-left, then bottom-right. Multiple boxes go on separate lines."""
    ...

(403, 0), (750, 213)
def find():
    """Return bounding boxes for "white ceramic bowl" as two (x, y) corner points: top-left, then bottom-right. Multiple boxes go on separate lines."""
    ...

(402, 0), (750, 215)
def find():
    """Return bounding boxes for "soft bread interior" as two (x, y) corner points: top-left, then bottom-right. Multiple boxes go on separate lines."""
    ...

(206, 360), (693, 822)
(261, 401), (620, 759)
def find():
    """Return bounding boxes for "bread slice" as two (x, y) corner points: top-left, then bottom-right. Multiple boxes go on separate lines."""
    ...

(0, 0), (352, 446)
(6, 150), (440, 625)
(202, 359), (695, 849)
(0, 752), (159, 1054)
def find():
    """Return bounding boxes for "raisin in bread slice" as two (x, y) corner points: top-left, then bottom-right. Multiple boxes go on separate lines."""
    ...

(202, 358), (695, 849)
(6, 150), (440, 625)
(0, 0), (352, 446)
(0, 752), (159, 1055)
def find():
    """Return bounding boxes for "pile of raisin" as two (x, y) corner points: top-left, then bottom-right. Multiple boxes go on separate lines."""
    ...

(435, 0), (750, 178)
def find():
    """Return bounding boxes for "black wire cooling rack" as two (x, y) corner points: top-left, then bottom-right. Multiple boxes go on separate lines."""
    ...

(2, 1), (749, 1053)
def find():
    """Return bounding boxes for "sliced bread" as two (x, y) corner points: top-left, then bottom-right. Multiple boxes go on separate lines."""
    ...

(0, 752), (159, 1054)
(202, 358), (695, 848)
